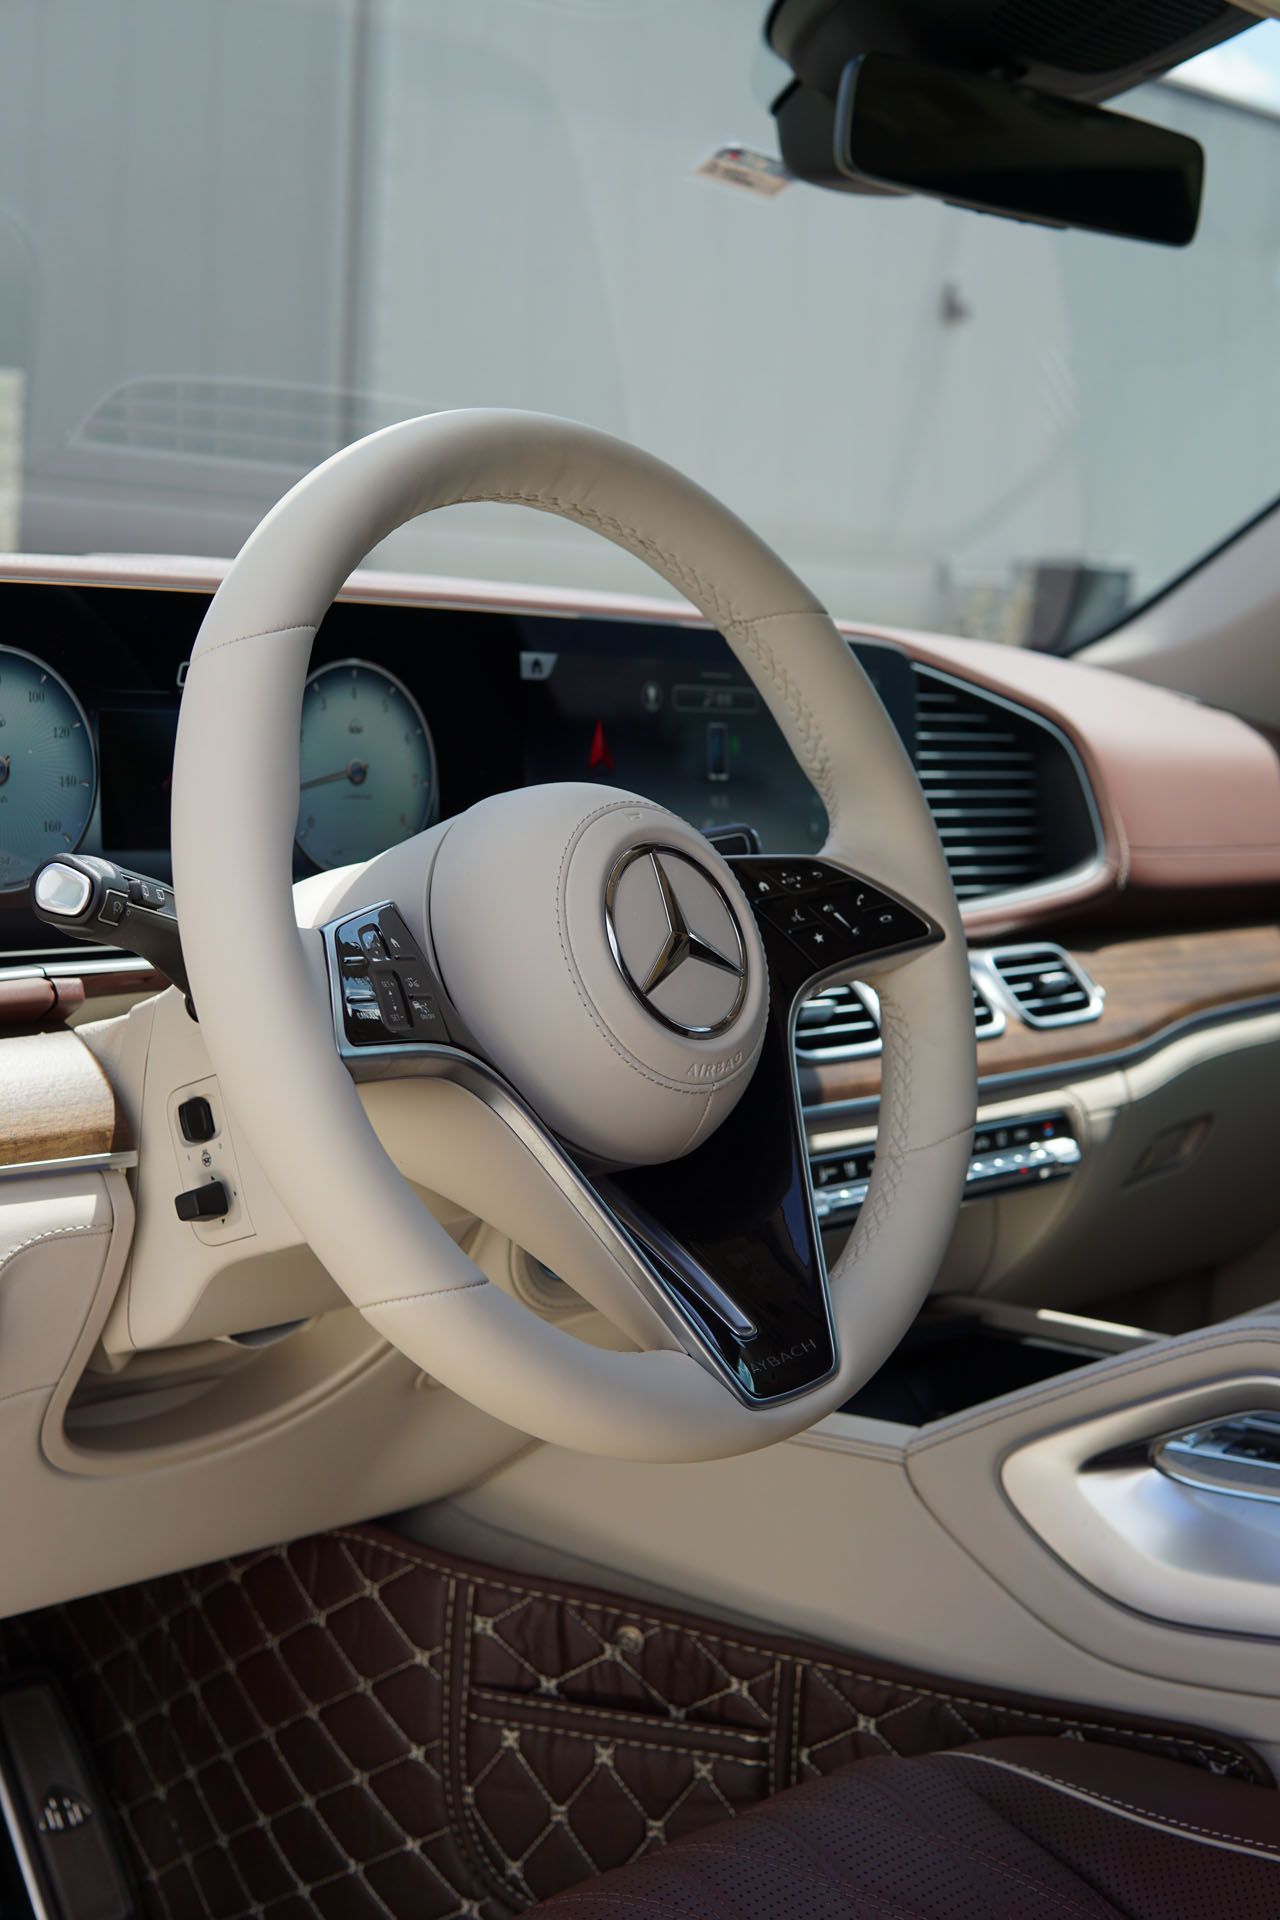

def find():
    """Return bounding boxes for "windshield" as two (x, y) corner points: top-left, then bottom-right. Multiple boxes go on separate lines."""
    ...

(3, 4), (1279, 652)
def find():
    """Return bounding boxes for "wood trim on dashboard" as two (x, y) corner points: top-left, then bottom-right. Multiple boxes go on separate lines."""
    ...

(0, 1030), (126, 1166)
(802, 922), (1280, 1109)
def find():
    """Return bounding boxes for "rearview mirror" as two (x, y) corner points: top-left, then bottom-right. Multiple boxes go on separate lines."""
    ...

(835, 53), (1203, 247)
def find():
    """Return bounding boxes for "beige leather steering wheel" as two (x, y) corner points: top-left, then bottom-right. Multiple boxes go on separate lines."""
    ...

(171, 411), (975, 1461)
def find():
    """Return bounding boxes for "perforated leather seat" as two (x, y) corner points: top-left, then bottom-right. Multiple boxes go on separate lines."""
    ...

(532, 1735), (1280, 1918)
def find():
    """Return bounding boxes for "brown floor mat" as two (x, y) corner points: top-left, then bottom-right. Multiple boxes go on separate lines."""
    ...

(1, 1524), (1268, 1919)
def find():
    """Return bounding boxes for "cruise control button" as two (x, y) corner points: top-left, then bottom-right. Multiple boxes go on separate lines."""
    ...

(373, 972), (410, 1031)
(398, 964), (432, 999)
(359, 923), (388, 961)
(409, 995), (443, 1031)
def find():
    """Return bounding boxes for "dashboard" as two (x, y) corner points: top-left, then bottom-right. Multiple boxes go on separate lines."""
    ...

(0, 582), (921, 955)
(3, 558), (1280, 1342)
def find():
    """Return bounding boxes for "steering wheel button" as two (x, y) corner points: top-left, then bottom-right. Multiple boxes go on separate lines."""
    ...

(358, 924), (388, 960)
(378, 909), (417, 959)
(787, 922), (852, 966)
(865, 905), (923, 948)
(373, 973), (410, 1030)
(398, 965), (431, 999)
(409, 995), (442, 1029)
(760, 896), (819, 935)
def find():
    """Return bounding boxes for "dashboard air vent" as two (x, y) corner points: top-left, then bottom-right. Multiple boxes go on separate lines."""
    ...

(912, 671), (1046, 900)
(971, 977), (1005, 1040)
(795, 984), (880, 1060)
(985, 944), (1102, 1028)
(796, 971), (1005, 1061)
(910, 664), (1100, 904)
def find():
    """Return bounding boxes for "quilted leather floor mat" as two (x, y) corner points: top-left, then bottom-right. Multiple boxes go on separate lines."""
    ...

(2, 1525), (1267, 1919)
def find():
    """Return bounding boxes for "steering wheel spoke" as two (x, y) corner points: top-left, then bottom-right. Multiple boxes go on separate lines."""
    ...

(320, 890), (836, 1403)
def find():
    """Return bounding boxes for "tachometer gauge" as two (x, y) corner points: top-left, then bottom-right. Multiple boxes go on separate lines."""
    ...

(297, 659), (437, 870)
(0, 648), (97, 893)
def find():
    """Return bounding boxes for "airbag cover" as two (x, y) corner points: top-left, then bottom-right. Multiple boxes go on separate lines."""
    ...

(428, 783), (768, 1163)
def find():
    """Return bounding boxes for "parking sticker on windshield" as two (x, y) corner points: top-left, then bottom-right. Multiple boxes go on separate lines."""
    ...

(695, 148), (790, 198)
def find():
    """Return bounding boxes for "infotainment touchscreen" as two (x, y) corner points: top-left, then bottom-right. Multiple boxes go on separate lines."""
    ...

(517, 618), (915, 855)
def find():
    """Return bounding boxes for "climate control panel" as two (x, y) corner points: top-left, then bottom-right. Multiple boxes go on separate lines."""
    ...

(811, 1110), (1081, 1228)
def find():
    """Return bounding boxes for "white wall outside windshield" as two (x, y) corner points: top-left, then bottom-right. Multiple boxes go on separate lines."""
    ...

(2, 0), (1279, 647)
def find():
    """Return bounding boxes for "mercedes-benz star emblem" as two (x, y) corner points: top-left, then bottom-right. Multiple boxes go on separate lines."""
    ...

(604, 845), (747, 1038)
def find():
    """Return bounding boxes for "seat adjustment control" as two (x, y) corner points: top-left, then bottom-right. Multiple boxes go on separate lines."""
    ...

(175, 1180), (229, 1222)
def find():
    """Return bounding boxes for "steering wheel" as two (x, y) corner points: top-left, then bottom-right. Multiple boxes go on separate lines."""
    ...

(171, 412), (974, 1461)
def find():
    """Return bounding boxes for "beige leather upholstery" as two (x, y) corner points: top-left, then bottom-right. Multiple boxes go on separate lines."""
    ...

(171, 411), (974, 1460)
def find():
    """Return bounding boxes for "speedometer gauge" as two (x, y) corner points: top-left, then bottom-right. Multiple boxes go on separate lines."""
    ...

(0, 648), (97, 893)
(297, 659), (438, 870)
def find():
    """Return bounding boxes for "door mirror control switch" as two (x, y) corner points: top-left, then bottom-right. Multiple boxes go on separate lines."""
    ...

(174, 1180), (229, 1222)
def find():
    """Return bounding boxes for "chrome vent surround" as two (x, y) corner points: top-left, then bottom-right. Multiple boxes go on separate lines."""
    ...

(796, 969), (1005, 1061)
(910, 665), (1099, 904)
(981, 943), (1103, 1028)
(794, 983), (880, 1060)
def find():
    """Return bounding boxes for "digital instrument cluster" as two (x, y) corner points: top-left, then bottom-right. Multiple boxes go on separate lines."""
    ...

(0, 647), (98, 892)
(0, 582), (899, 954)
(297, 659), (438, 869)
